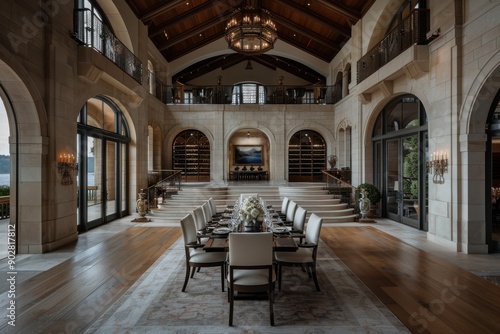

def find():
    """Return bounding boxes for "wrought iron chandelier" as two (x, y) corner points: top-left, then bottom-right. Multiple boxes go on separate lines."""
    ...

(225, 3), (277, 55)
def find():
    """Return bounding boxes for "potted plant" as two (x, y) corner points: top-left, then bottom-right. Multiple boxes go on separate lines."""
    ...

(357, 183), (381, 217)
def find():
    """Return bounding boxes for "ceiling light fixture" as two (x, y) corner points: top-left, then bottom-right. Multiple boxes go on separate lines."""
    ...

(225, 1), (277, 55)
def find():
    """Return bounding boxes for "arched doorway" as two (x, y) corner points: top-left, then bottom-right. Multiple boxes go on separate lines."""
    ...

(77, 97), (130, 232)
(172, 130), (210, 182)
(288, 130), (326, 182)
(372, 95), (428, 230)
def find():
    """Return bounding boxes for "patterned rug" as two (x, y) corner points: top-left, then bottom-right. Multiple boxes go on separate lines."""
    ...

(87, 238), (409, 333)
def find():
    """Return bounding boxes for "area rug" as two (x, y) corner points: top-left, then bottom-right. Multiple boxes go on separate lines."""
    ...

(86, 238), (409, 333)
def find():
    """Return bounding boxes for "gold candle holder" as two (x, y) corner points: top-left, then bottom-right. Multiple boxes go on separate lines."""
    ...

(427, 151), (448, 184)
(57, 154), (78, 185)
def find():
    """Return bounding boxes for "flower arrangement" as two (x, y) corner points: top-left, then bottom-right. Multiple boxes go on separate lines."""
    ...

(239, 195), (265, 224)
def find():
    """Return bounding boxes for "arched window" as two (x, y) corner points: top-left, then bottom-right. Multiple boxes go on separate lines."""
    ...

(232, 83), (266, 105)
(173, 130), (210, 182)
(288, 130), (326, 182)
(75, 0), (110, 53)
(77, 96), (130, 231)
(385, 0), (425, 34)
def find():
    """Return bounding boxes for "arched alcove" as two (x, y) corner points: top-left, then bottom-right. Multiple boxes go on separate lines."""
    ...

(228, 129), (269, 181)
(172, 129), (211, 182)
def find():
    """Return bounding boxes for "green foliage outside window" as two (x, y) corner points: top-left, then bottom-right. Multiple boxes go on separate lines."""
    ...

(0, 185), (9, 196)
(403, 137), (419, 199)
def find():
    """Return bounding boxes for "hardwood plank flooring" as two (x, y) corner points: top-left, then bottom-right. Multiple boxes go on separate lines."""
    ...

(2, 224), (500, 333)
(321, 226), (500, 334)
(0, 226), (181, 334)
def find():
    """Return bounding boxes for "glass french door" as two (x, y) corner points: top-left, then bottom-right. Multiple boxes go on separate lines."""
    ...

(87, 137), (102, 223)
(386, 139), (400, 220)
(79, 136), (125, 230)
(385, 135), (422, 228)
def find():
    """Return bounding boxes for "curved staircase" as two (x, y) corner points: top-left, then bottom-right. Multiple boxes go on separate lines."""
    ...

(147, 184), (357, 225)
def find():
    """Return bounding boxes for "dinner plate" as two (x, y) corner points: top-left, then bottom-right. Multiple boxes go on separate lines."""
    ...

(213, 227), (231, 234)
(273, 227), (288, 234)
(218, 220), (229, 226)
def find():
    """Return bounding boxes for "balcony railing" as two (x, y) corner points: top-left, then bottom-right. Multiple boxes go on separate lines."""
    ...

(73, 8), (142, 84)
(357, 9), (430, 83)
(146, 78), (344, 105)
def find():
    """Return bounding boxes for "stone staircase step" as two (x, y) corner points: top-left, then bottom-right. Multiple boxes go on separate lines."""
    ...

(145, 183), (357, 224)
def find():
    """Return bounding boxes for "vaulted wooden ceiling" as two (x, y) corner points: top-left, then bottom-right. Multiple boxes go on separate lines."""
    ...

(124, 0), (375, 83)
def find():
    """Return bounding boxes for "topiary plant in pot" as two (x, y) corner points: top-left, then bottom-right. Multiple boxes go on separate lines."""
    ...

(357, 183), (381, 217)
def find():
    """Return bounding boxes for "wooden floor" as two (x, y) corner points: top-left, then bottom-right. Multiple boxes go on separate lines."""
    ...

(322, 227), (500, 334)
(1, 226), (181, 334)
(2, 225), (500, 333)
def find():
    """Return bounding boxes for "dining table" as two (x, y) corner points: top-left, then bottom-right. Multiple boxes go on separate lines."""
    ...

(202, 203), (299, 253)
(203, 232), (298, 252)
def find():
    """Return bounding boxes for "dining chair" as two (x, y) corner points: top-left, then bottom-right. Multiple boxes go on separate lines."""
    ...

(193, 206), (210, 243)
(289, 206), (307, 242)
(284, 200), (297, 226)
(208, 197), (222, 218)
(278, 197), (290, 219)
(201, 202), (214, 225)
(180, 213), (227, 292)
(274, 213), (323, 291)
(227, 232), (275, 326)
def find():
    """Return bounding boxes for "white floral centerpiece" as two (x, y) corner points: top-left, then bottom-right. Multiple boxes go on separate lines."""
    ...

(239, 195), (265, 225)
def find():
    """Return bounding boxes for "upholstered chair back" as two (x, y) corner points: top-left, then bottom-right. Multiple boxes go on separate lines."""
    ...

(192, 206), (206, 231)
(229, 232), (273, 266)
(292, 206), (307, 232)
(286, 201), (297, 222)
(180, 213), (197, 245)
(304, 213), (323, 245)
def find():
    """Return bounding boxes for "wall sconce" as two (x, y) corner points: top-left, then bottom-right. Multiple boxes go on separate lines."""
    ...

(57, 154), (78, 185)
(427, 151), (448, 184)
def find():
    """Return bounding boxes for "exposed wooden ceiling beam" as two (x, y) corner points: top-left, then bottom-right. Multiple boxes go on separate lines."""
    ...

(157, 17), (225, 51)
(149, 1), (226, 38)
(277, 34), (332, 62)
(316, 0), (361, 23)
(139, 0), (186, 22)
(271, 14), (342, 51)
(162, 33), (223, 62)
(272, 0), (351, 38)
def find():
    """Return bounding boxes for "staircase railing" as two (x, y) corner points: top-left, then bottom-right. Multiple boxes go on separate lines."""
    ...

(146, 170), (182, 208)
(322, 170), (358, 213)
